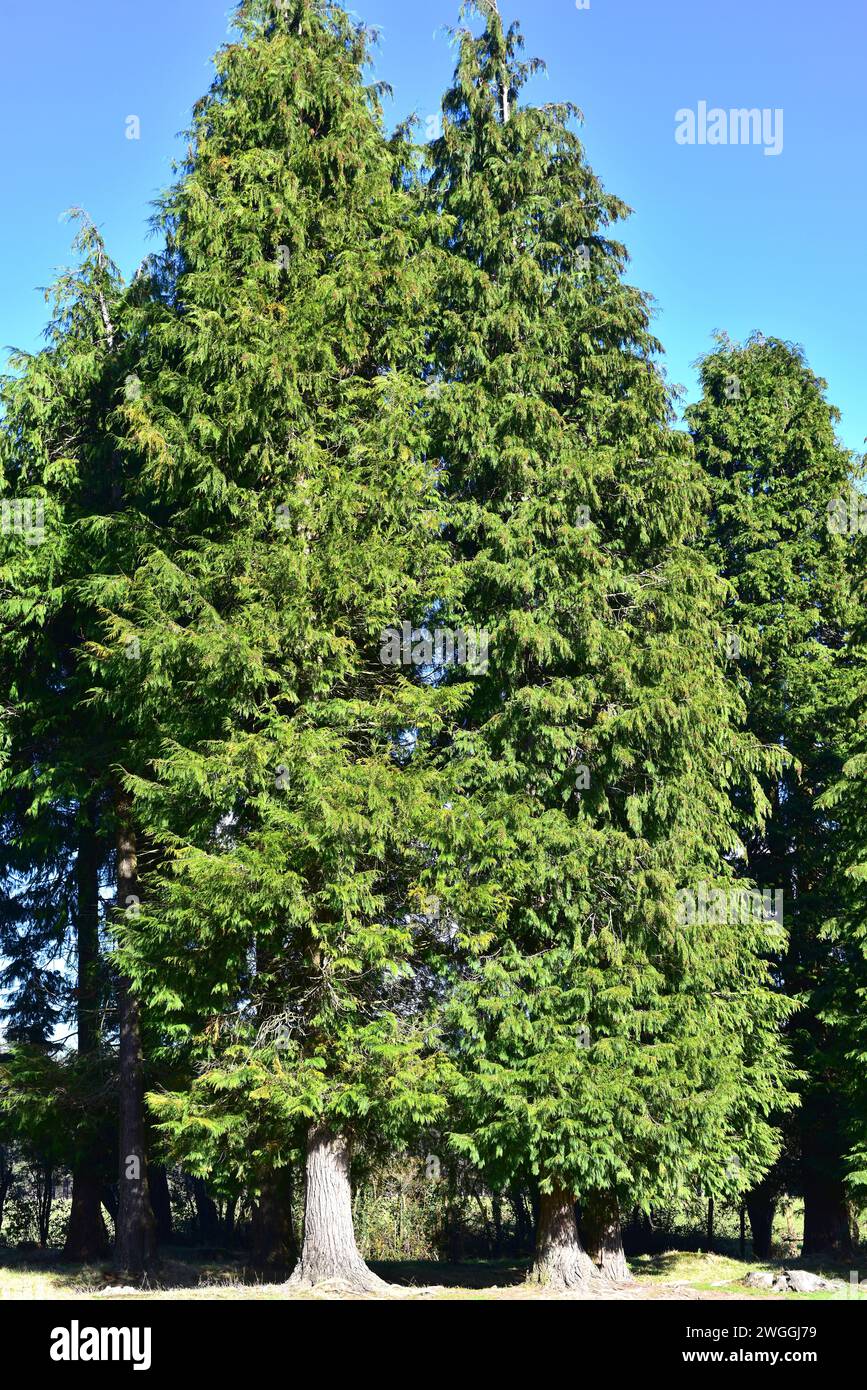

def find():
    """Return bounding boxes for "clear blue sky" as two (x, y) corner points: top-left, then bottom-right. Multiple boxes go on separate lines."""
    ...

(1, 0), (864, 452)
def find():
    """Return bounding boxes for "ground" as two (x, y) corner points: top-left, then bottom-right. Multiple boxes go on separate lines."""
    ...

(0, 1249), (864, 1300)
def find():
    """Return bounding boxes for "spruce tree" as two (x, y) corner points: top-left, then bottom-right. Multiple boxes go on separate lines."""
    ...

(425, 2), (793, 1286)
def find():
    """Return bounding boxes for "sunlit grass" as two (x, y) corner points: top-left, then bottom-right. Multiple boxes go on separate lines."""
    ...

(1, 1247), (863, 1301)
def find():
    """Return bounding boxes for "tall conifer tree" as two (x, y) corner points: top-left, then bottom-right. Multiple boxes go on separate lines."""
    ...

(425, 3), (792, 1286)
(0, 215), (159, 1267)
(820, 527), (867, 1214)
(113, 0), (456, 1290)
(689, 334), (858, 1257)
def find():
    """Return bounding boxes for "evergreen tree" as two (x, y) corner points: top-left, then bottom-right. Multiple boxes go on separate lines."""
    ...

(0, 213), (157, 1267)
(424, 2), (793, 1286)
(148, 1048), (302, 1269)
(820, 554), (867, 1217)
(112, 0), (458, 1290)
(688, 333), (857, 1258)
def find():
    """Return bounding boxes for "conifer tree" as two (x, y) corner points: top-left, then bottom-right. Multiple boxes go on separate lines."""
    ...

(112, 0), (457, 1290)
(424, 2), (793, 1287)
(0, 214), (158, 1268)
(819, 536), (867, 1214)
(688, 334), (859, 1257)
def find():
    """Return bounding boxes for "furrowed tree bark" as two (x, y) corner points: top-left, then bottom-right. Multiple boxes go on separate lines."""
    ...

(64, 1171), (108, 1263)
(580, 1189), (632, 1281)
(64, 806), (109, 1261)
(288, 1123), (388, 1292)
(745, 1180), (777, 1260)
(115, 973), (156, 1273)
(529, 1181), (597, 1289)
(114, 795), (156, 1275)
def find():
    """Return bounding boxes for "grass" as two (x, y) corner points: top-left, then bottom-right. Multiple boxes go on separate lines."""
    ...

(630, 1249), (866, 1299)
(0, 1246), (864, 1300)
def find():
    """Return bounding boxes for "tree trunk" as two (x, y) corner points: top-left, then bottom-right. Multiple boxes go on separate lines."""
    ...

(34, 1160), (54, 1246)
(192, 1177), (220, 1246)
(252, 1167), (298, 1270)
(740, 1203), (747, 1259)
(445, 1161), (465, 1264)
(64, 1171), (108, 1263)
(509, 1182), (533, 1252)
(114, 798), (156, 1275)
(101, 1184), (118, 1226)
(492, 1191), (504, 1256)
(224, 1196), (237, 1245)
(148, 1164), (173, 1245)
(288, 1123), (388, 1292)
(64, 809), (109, 1262)
(802, 1174), (853, 1259)
(746, 1182), (777, 1260)
(0, 1146), (12, 1237)
(247, 942), (297, 1270)
(75, 804), (102, 1058)
(529, 1181), (597, 1289)
(580, 1189), (631, 1282)
(707, 1195), (715, 1252)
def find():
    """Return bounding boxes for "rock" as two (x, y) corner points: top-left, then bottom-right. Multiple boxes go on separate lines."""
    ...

(744, 1268), (843, 1295)
(101, 1285), (140, 1296)
(785, 1269), (838, 1294)
(744, 1272), (775, 1289)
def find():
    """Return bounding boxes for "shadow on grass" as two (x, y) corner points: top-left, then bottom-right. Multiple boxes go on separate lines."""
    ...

(630, 1249), (702, 1279)
(370, 1257), (530, 1289)
(0, 1245), (533, 1294)
(5, 1244), (858, 1297)
(0, 1245), (290, 1293)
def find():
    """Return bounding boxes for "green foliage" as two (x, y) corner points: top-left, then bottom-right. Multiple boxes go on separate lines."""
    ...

(423, 6), (793, 1208)
(689, 333), (860, 1211)
(817, 525), (867, 1195)
(2, 0), (854, 1270)
(107, 0), (459, 1176)
(0, 213), (132, 1047)
(0, 1047), (115, 1178)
